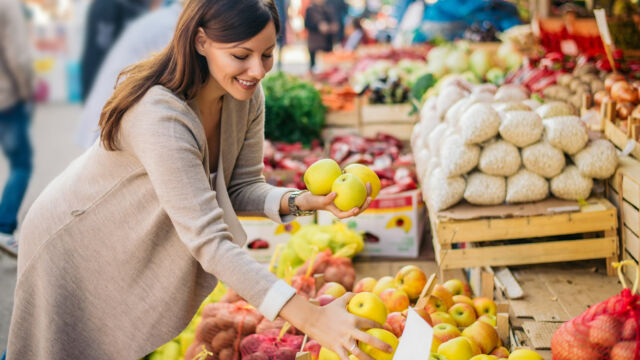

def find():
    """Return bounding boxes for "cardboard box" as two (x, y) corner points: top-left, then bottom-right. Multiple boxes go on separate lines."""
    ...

(317, 189), (425, 257)
(240, 215), (315, 262)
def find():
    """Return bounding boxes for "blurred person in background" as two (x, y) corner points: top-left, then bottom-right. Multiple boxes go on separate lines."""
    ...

(76, 0), (183, 149)
(326, 0), (347, 44)
(6, 0), (388, 359)
(274, 0), (288, 70)
(80, 0), (159, 101)
(305, 0), (338, 73)
(0, 0), (34, 258)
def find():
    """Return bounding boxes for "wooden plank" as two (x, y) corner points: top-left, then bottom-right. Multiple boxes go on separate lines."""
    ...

(437, 204), (617, 244)
(497, 312), (510, 347)
(359, 122), (415, 141)
(522, 321), (561, 350)
(624, 225), (640, 260)
(507, 272), (571, 322)
(360, 103), (416, 124)
(609, 156), (640, 208)
(605, 119), (640, 160)
(325, 110), (359, 127)
(440, 238), (617, 269)
(482, 270), (495, 298)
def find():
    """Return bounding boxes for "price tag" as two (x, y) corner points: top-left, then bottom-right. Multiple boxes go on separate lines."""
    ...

(393, 308), (433, 359)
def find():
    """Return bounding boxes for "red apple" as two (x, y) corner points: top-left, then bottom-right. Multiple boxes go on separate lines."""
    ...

(589, 314), (621, 347)
(394, 265), (427, 300)
(448, 303), (477, 327)
(453, 295), (475, 307)
(430, 311), (457, 326)
(490, 346), (510, 358)
(473, 297), (497, 317)
(462, 320), (500, 354)
(317, 282), (347, 298)
(379, 288), (410, 313)
(384, 312), (406, 338)
(443, 279), (472, 297)
(424, 296), (448, 314)
(354, 277), (377, 293)
(433, 323), (462, 345)
(432, 284), (455, 310)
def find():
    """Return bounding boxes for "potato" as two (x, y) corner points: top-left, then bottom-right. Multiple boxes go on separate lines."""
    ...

(493, 102), (531, 112)
(569, 79), (587, 92)
(557, 74), (575, 87)
(568, 94), (583, 110)
(542, 85), (571, 101)
(573, 63), (598, 76)
(590, 80), (605, 93)
(535, 101), (576, 119)
(211, 328), (237, 350)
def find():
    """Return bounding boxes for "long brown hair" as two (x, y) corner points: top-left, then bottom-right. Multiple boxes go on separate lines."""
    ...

(99, 0), (280, 150)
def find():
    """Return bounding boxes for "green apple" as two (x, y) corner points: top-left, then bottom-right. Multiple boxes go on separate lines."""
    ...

(358, 328), (398, 360)
(347, 292), (388, 325)
(331, 173), (367, 211)
(508, 349), (543, 360)
(344, 163), (381, 200)
(319, 346), (341, 360)
(438, 337), (475, 360)
(373, 276), (396, 296)
(304, 159), (342, 195)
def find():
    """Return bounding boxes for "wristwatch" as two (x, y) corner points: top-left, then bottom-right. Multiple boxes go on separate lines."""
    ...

(288, 190), (316, 216)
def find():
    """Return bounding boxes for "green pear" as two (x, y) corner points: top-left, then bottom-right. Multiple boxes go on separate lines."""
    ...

(331, 173), (367, 211)
(304, 159), (343, 195)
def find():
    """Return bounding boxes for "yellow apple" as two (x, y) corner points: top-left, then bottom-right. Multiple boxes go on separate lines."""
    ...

(430, 311), (457, 326)
(344, 163), (382, 200)
(433, 284), (455, 309)
(347, 292), (388, 325)
(443, 279), (473, 297)
(433, 323), (462, 345)
(473, 297), (497, 317)
(354, 277), (377, 293)
(478, 314), (497, 327)
(448, 303), (477, 327)
(464, 337), (482, 356)
(453, 295), (475, 308)
(424, 295), (448, 314)
(332, 173), (367, 211)
(462, 320), (500, 354)
(508, 349), (543, 360)
(358, 328), (398, 360)
(373, 276), (396, 296)
(394, 265), (427, 300)
(490, 346), (510, 358)
(438, 336), (475, 360)
(383, 312), (406, 337)
(304, 159), (343, 195)
(318, 282), (347, 298)
(319, 347), (341, 360)
(379, 288), (410, 313)
(470, 355), (499, 360)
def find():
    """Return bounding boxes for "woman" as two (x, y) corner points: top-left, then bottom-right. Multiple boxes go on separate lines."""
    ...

(6, 0), (390, 359)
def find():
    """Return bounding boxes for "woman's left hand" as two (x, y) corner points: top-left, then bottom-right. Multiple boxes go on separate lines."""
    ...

(298, 183), (373, 219)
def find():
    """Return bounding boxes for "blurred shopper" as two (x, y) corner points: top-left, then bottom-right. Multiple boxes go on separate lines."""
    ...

(80, 0), (152, 101)
(76, 0), (183, 149)
(326, 0), (348, 44)
(0, 0), (34, 258)
(305, 0), (338, 73)
(6, 0), (387, 359)
(344, 16), (374, 51)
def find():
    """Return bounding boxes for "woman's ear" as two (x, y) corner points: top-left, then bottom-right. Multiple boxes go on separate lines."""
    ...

(195, 27), (208, 56)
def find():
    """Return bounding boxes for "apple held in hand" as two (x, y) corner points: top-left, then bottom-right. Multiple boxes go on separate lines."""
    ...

(347, 292), (388, 325)
(319, 347), (341, 360)
(317, 294), (336, 306)
(304, 159), (343, 195)
(358, 328), (399, 360)
(443, 279), (473, 297)
(462, 320), (500, 354)
(373, 276), (396, 296)
(379, 288), (410, 313)
(448, 303), (477, 327)
(332, 173), (368, 211)
(354, 277), (377, 293)
(317, 282), (347, 298)
(394, 265), (427, 300)
(344, 163), (382, 200)
(473, 297), (497, 317)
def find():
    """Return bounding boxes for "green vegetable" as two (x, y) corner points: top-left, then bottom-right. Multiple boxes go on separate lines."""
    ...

(262, 72), (325, 146)
(409, 73), (436, 114)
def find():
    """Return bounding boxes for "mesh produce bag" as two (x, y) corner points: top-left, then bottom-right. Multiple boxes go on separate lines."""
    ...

(551, 261), (640, 360)
(295, 248), (356, 291)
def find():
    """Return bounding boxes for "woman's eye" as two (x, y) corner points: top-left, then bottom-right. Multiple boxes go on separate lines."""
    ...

(233, 55), (248, 60)
(263, 53), (273, 58)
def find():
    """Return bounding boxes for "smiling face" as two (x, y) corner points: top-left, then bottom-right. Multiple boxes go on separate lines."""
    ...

(195, 21), (277, 101)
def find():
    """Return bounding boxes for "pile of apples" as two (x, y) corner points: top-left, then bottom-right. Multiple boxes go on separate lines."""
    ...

(313, 265), (545, 360)
(304, 159), (381, 211)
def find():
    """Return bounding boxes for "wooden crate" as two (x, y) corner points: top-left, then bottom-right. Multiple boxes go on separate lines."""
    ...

(602, 100), (640, 161)
(324, 97), (362, 127)
(429, 198), (619, 277)
(606, 155), (640, 280)
(359, 102), (418, 141)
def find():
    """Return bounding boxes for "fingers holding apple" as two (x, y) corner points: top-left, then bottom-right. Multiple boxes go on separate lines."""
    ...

(347, 292), (388, 326)
(356, 328), (398, 360)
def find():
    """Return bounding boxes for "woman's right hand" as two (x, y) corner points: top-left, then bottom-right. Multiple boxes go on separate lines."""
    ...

(279, 293), (394, 360)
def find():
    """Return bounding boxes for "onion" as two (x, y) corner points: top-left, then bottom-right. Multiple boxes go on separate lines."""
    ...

(594, 90), (609, 106)
(611, 81), (639, 103)
(605, 73), (627, 92)
(617, 102), (634, 119)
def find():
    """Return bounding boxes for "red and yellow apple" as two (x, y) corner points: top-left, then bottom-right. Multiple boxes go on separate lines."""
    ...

(358, 328), (398, 360)
(448, 303), (477, 327)
(394, 265), (427, 300)
(317, 294), (336, 306)
(433, 323), (462, 345)
(347, 292), (388, 325)
(332, 173), (367, 211)
(373, 276), (396, 296)
(453, 295), (475, 307)
(437, 336), (475, 360)
(405, 307), (433, 326)
(470, 355), (499, 360)
(507, 349), (543, 360)
(473, 297), (497, 317)
(430, 311), (457, 326)
(424, 296), (448, 314)
(354, 277), (377, 293)
(462, 320), (500, 354)
(304, 159), (342, 195)
(379, 288), (410, 313)
(433, 284), (455, 310)
(443, 279), (473, 297)
(383, 312), (406, 338)
(490, 346), (510, 358)
(478, 314), (497, 327)
(317, 282), (347, 298)
(344, 163), (382, 200)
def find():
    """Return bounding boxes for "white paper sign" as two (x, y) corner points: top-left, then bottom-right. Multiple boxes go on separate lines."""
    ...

(393, 308), (433, 359)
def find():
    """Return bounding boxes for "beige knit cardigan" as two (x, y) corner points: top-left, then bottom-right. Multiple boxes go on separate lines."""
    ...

(7, 85), (297, 359)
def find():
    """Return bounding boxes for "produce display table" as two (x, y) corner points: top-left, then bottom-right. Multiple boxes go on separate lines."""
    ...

(428, 197), (619, 277)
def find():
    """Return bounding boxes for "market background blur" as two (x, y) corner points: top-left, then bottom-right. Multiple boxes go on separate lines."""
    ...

(0, 0), (635, 351)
